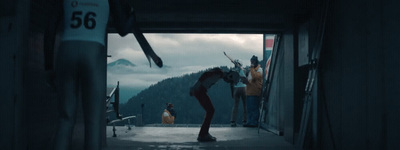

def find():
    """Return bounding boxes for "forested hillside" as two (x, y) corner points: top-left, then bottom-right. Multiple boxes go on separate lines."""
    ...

(119, 66), (247, 124)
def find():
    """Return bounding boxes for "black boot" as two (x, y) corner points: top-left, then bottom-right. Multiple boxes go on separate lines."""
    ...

(197, 133), (217, 142)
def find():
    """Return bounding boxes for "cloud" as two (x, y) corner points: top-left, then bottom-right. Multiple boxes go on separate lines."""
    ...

(107, 64), (208, 88)
(107, 72), (170, 88)
(107, 33), (263, 90)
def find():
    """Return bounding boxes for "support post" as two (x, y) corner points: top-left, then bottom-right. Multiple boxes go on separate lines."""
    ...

(112, 123), (117, 137)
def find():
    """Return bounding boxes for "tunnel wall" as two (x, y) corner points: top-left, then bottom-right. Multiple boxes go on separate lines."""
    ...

(318, 0), (400, 149)
(264, 32), (287, 136)
(263, 30), (299, 143)
(0, 0), (30, 149)
(281, 31), (296, 143)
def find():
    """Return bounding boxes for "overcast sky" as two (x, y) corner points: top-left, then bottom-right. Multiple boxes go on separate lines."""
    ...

(107, 33), (263, 90)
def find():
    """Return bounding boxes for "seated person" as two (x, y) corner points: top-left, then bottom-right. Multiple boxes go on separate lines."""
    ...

(162, 103), (176, 124)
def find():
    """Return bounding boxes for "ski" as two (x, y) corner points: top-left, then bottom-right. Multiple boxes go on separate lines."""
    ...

(223, 51), (245, 71)
(131, 10), (163, 68)
(296, 0), (330, 148)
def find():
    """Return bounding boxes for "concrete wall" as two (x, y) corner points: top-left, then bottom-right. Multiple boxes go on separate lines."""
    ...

(318, 0), (400, 149)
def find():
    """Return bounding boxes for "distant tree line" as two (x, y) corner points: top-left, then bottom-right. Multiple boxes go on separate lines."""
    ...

(118, 66), (247, 125)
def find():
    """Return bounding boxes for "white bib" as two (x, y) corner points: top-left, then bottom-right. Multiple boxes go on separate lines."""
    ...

(62, 0), (109, 46)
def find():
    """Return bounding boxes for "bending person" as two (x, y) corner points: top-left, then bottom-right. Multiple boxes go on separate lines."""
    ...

(189, 68), (239, 142)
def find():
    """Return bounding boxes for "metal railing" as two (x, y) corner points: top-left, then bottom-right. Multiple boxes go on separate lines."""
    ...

(105, 81), (136, 137)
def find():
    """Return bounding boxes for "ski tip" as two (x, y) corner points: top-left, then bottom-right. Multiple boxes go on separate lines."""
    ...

(149, 55), (163, 68)
(154, 57), (163, 68)
(144, 53), (163, 68)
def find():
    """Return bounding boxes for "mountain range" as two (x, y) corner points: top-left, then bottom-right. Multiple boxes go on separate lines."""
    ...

(107, 59), (247, 125)
(107, 58), (137, 74)
(117, 66), (248, 125)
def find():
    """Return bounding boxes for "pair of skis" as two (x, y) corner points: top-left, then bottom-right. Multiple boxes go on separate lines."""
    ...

(296, 44), (321, 149)
(296, 0), (330, 149)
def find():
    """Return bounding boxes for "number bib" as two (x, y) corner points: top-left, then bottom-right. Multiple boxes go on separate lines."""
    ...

(62, 0), (109, 46)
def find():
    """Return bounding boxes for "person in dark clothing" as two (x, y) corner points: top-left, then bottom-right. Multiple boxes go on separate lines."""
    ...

(166, 103), (176, 118)
(190, 67), (239, 142)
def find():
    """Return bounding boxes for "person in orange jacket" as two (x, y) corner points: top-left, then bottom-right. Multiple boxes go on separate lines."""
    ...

(243, 55), (263, 127)
(162, 103), (176, 124)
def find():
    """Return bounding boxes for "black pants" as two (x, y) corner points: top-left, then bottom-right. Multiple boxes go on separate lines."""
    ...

(54, 41), (106, 150)
(193, 86), (215, 137)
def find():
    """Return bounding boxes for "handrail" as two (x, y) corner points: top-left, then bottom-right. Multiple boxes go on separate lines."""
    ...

(105, 81), (121, 119)
(105, 81), (137, 137)
(106, 81), (119, 106)
(106, 87), (117, 108)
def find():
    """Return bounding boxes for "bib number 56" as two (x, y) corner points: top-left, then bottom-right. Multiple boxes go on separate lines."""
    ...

(70, 11), (97, 29)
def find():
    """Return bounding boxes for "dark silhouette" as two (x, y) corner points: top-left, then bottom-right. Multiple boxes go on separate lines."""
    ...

(189, 67), (239, 142)
(44, 0), (162, 149)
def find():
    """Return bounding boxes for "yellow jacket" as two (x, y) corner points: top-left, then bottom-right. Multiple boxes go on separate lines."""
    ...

(161, 109), (175, 124)
(246, 65), (263, 96)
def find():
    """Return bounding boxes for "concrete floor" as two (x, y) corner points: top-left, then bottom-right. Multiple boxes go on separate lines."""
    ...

(103, 125), (295, 150)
